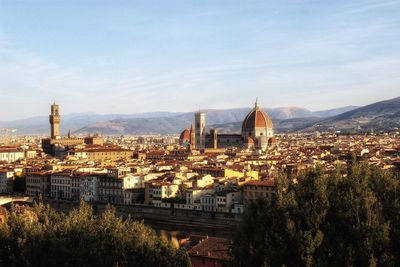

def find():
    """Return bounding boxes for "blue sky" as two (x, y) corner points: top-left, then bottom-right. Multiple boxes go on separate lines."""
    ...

(0, 0), (399, 120)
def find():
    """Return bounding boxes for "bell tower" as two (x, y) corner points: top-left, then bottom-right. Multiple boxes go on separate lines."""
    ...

(189, 124), (196, 149)
(49, 101), (60, 139)
(195, 111), (205, 149)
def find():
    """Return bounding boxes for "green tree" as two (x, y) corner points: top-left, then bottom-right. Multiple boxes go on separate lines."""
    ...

(234, 160), (399, 267)
(0, 201), (191, 267)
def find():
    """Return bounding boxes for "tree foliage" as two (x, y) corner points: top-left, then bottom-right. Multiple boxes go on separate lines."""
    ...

(234, 160), (400, 267)
(0, 202), (191, 267)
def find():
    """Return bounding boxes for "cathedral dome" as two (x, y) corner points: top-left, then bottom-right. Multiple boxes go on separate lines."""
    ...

(179, 128), (190, 145)
(241, 101), (273, 133)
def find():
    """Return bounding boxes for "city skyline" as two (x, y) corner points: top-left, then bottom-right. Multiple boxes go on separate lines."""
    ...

(0, 2), (399, 266)
(1, 0), (400, 120)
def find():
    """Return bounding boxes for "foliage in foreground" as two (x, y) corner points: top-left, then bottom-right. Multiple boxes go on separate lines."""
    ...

(234, 160), (400, 267)
(0, 202), (191, 267)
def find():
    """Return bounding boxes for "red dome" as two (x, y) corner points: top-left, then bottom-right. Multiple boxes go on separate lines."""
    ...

(247, 136), (255, 144)
(242, 105), (273, 132)
(179, 129), (190, 144)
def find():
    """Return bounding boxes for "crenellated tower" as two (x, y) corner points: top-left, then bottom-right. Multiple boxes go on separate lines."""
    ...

(49, 101), (60, 139)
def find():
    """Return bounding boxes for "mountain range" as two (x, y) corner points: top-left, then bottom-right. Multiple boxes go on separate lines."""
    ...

(1, 97), (399, 135)
(0, 105), (356, 135)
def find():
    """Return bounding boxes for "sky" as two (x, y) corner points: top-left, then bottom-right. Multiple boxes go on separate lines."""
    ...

(0, 0), (399, 120)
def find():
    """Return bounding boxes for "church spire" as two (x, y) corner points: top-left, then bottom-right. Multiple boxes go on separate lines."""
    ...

(255, 97), (259, 109)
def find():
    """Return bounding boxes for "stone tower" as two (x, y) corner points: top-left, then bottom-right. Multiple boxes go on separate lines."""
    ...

(210, 128), (218, 149)
(195, 111), (205, 149)
(189, 124), (196, 149)
(49, 101), (60, 139)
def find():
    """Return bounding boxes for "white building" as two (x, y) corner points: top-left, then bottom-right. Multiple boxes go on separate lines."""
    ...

(199, 190), (242, 213)
(122, 174), (144, 189)
(152, 182), (179, 200)
(195, 175), (214, 188)
(216, 190), (242, 213)
(0, 170), (14, 194)
(144, 181), (180, 205)
(79, 174), (99, 202)
(0, 148), (24, 163)
(200, 194), (216, 212)
(51, 171), (73, 200)
(185, 187), (214, 205)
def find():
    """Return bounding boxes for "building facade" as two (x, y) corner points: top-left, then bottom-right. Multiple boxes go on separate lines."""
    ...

(26, 171), (51, 197)
(243, 180), (275, 206)
(79, 174), (99, 202)
(0, 148), (24, 163)
(51, 171), (74, 200)
(0, 170), (14, 194)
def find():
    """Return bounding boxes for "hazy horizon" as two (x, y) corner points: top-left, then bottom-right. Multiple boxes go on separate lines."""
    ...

(0, 100), (366, 122)
(1, 0), (399, 120)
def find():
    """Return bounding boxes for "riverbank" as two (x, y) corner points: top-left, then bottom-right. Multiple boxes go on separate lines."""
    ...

(45, 200), (241, 239)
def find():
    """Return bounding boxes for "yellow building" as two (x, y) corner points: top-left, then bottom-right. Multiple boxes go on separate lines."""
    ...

(243, 180), (275, 206)
(70, 147), (133, 162)
(144, 181), (179, 205)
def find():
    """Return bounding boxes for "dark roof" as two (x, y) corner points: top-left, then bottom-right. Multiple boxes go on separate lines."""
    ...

(188, 236), (233, 262)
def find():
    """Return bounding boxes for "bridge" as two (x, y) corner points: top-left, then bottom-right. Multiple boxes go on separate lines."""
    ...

(0, 196), (35, 206)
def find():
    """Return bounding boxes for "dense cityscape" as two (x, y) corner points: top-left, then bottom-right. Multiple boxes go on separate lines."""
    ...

(0, 101), (399, 266)
(1, 1), (400, 266)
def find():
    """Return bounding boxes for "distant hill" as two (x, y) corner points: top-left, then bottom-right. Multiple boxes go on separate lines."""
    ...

(312, 106), (358, 118)
(0, 105), (361, 135)
(302, 97), (400, 132)
(0, 112), (182, 135)
(76, 106), (355, 135)
(210, 117), (322, 134)
(75, 109), (251, 135)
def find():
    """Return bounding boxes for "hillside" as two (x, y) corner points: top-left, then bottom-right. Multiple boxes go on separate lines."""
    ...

(312, 106), (358, 118)
(75, 107), (346, 135)
(302, 97), (400, 132)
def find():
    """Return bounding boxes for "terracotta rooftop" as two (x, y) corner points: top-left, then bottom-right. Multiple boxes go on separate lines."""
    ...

(241, 103), (273, 131)
(188, 236), (233, 262)
(179, 129), (190, 142)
